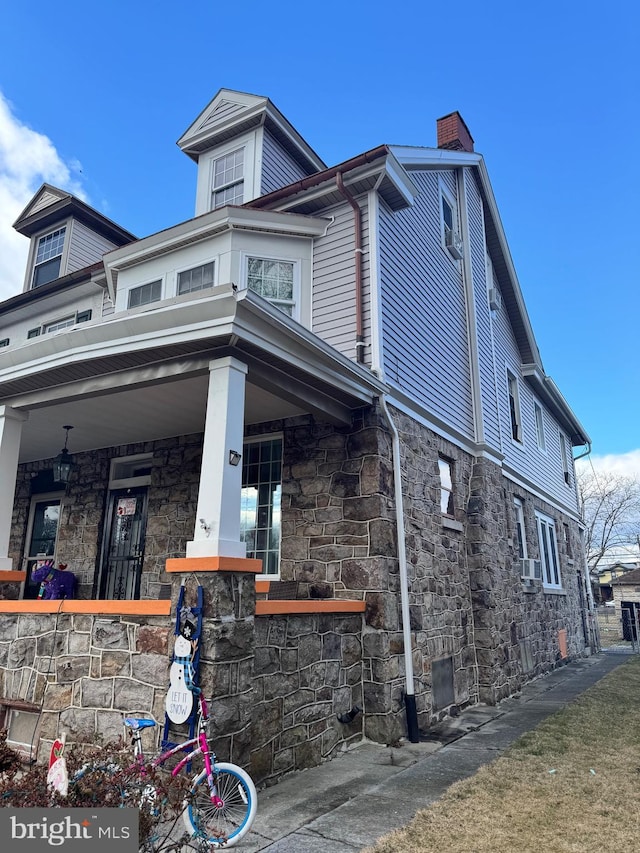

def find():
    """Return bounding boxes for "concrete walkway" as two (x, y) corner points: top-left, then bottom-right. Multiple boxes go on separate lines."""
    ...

(241, 652), (629, 852)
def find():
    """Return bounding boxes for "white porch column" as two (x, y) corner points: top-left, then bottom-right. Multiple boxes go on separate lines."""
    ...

(186, 357), (248, 559)
(0, 406), (28, 570)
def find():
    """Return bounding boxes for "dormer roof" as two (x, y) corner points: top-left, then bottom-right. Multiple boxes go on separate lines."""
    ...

(177, 88), (326, 175)
(13, 183), (136, 245)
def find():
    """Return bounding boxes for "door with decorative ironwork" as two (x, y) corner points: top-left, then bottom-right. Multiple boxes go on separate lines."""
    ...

(99, 487), (148, 599)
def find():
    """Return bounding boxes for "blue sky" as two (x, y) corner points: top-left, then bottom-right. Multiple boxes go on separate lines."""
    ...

(0, 0), (638, 470)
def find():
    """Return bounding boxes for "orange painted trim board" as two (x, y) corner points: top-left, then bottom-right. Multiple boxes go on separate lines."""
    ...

(0, 571), (26, 582)
(255, 580), (270, 594)
(166, 556), (263, 574)
(0, 600), (171, 616)
(256, 600), (366, 616)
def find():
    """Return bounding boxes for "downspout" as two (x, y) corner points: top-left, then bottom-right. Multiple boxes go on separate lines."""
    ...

(336, 172), (366, 363)
(379, 396), (420, 743)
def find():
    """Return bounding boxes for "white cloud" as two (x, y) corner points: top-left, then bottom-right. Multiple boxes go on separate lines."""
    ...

(0, 92), (86, 301)
(576, 449), (640, 480)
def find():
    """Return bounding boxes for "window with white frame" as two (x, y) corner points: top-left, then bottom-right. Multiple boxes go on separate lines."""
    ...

(247, 258), (296, 317)
(559, 432), (571, 485)
(507, 371), (523, 443)
(536, 511), (561, 588)
(514, 497), (527, 559)
(534, 401), (546, 451)
(240, 437), (283, 576)
(128, 280), (162, 309)
(438, 457), (455, 516)
(177, 262), (215, 295)
(212, 148), (244, 209)
(27, 310), (92, 339)
(32, 227), (66, 288)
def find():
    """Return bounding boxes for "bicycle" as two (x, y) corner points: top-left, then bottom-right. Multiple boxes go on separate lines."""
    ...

(123, 689), (257, 849)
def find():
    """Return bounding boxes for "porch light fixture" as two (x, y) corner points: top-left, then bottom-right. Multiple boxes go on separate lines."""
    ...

(228, 449), (242, 467)
(53, 425), (74, 484)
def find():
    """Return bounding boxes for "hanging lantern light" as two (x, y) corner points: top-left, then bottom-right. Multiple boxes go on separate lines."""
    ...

(53, 425), (74, 484)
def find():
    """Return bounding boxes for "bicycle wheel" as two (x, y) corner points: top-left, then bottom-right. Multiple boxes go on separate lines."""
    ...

(183, 762), (257, 848)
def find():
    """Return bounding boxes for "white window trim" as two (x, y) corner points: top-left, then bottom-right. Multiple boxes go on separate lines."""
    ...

(242, 252), (300, 321)
(175, 259), (217, 297)
(195, 130), (258, 215)
(506, 369), (523, 445)
(438, 456), (455, 517)
(25, 219), (71, 291)
(514, 497), (528, 559)
(438, 179), (461, 259)
(559, 432), (571, 486)
(127, 277), (164, 310)
(533, 400), (547, 453)
(241, 434), (283, 578)
(535, 511), (562, 590)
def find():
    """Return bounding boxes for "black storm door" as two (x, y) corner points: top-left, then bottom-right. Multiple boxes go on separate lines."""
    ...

(99, 488), (148, 599)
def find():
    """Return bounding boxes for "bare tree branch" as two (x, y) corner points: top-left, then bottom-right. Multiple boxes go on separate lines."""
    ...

(577, 468), (640, 573)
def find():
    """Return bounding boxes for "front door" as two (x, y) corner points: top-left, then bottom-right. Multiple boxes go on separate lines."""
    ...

(24, 495), (63, 599)
(99, 488), (148, 599)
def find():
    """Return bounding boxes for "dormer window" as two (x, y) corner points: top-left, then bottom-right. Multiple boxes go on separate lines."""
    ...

(32, 227), (66, 287)
(212, 148), (244, 209)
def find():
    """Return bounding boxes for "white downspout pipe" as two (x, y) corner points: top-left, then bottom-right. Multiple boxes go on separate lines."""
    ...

(379, 396), (419, 742)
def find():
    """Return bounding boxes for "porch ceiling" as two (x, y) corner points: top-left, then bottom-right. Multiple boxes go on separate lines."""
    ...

(17, 376), (305, 463)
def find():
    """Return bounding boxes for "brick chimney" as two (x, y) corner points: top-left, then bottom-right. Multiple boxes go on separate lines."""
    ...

(436, 112), (474, 153)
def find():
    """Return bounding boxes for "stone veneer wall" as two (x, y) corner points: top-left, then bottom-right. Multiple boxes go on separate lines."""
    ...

(250, 612), (364, 784)
(0, 611), (172, 758)
(249, 410), (410, 745)
(392, 409), (478, 726)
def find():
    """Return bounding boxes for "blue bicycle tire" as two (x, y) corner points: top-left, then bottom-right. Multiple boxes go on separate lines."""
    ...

(182, 762), (257, 848)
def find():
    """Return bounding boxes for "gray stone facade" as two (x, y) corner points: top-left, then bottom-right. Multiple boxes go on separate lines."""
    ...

(1, 406), (592, 782)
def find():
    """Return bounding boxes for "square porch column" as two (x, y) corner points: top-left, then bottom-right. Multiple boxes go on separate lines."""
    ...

(0, 406), (28, 570)
(186, 357), (248, 559)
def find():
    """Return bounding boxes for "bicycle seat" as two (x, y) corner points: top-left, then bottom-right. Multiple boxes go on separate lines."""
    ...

(123, 717), (157, 730)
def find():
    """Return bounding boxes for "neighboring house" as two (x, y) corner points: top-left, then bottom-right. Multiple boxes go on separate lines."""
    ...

(596, 561), (639, 603)
(611, 568), (640, 640)
(0, 89), (594, 780)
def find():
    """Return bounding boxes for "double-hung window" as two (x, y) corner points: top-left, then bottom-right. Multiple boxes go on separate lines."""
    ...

(534, 402), (546, 451)
(514, 498), (527, 559)
(438, 457), (455, 516)
(536, 512), (561, 589)
(507, 371), (522, 443)
(212, 148), (244, 209)
(247, 258), (296, 317)
(559, 432), (571, 485)
(240, 437), (283, 576)
(32, 227), (66, 288)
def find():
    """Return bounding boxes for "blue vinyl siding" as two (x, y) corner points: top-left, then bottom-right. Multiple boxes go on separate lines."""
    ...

(378, 170), (474, 440)
(261, 130), (310, 195)
(492, 288), (579, 511)
(464, 170), (502, 449)
(312, 200), (371, 364)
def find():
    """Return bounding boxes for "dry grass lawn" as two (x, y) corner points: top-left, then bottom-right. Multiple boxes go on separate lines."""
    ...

(363, 657), (640, 853)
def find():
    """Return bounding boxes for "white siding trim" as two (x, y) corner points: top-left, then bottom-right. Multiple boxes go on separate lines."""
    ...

(367, 190), (384, 377)
(502, 468), (582, 523)
(457, 167), (484, 445)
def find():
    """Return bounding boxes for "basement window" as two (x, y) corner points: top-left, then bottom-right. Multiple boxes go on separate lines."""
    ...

(0, 700), (41, 761)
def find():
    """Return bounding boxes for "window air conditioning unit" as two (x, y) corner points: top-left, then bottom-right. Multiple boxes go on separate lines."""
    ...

(445, 229), (464, 260)
(520, 558), (542, 580)
(488, 287), (502, 312)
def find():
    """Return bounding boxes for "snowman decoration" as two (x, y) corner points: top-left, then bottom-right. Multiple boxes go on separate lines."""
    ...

(165, 633), (197, 724)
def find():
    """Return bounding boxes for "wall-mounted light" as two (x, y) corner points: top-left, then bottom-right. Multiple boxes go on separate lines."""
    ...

(53, 425), (74, 484)
(228, 450), (242, 467)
